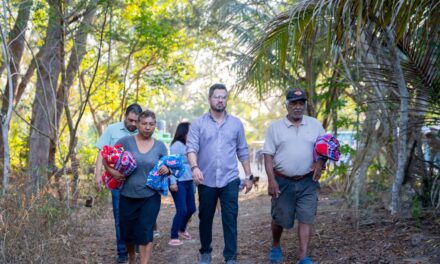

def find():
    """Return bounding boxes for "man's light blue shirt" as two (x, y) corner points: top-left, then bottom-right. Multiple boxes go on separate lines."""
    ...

(95, 121), (137, 149)
(186, 112), (249, 188)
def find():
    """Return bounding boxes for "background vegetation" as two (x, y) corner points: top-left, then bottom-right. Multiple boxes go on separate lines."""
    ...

(0, 0), (439, 262)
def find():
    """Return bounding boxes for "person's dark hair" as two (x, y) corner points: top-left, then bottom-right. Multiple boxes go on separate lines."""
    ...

(138, 110), (156, 121)
(208, 83), (227, 98)
(125, 103), (142, 116)
(171, 122), (191, 145)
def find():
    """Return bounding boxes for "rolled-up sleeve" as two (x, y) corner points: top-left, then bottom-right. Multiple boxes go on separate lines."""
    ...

(186, 119), (200, 154)
(262, 124), (276, 156)
(236, 121), (249, 161)
(319, 125), (325, 136)
(95, 127), (111, 150)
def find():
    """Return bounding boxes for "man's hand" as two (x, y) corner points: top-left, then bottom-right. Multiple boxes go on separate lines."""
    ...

(158, 165), (170, 175)
(310, 159), (325, 181)
(94, 177), (102, 192)
(192, 167), (204, 185)
(169, 184), (178, 192)
(94, 154), (103, 192)
(244, 179), (253, 194)
(268, 180), (280, 198)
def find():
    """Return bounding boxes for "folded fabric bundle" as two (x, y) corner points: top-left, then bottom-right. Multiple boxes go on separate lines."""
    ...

(313, 134), (340, 164)
(146, 155), (185, 196)
(101, 144), (137, 190)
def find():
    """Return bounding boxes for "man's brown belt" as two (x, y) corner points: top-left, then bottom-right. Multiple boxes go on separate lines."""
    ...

(274, 170), (312, 181)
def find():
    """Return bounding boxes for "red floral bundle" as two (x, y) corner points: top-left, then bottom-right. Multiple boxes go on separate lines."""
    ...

(101, 144), (137, 190)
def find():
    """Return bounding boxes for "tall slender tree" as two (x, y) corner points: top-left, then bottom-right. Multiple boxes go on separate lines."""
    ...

(27, 0), (63, 194)
(0, 0), (33, 187)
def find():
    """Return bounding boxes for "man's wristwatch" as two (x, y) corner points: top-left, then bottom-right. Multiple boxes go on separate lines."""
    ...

(191, 165), (199, 171)
(245, 174), (254, 181)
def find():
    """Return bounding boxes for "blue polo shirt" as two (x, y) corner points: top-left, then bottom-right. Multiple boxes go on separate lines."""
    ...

(95, 121), (137, 149)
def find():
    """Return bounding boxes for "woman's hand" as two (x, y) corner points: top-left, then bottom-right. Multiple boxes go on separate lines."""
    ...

(111, 171), (125, 182)
(158, 165), (170, 175)
(102, 159), (125, 181)
(169, 184), (178, 192)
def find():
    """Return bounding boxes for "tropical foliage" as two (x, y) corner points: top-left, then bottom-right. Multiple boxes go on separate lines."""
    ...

(219, 0), (440, 214)
(0, 0), (439, 217)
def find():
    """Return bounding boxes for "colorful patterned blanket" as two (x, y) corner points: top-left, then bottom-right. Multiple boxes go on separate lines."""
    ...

(146, 155), (185, 196)
(101, 144), (137, 190)
(313, 134), (340, 163)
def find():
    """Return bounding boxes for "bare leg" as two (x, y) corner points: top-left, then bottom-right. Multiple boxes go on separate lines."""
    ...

(126, 243), (136, 264)
(271, 222), (283, 248)
(139, 243), (153, 264)
(298, 222), (312, 260)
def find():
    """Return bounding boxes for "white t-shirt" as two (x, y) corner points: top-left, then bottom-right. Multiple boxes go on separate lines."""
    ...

(262, 115), (325, 176)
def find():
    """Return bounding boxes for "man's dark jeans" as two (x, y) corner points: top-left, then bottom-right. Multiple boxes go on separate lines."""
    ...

(112, 189), (128, 259)
(198, 178), (240, 261)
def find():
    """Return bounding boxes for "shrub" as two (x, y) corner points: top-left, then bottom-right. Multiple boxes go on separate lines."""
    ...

(0, 184), (93, 263)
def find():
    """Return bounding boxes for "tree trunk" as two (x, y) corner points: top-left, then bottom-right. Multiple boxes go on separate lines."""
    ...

(27, 0), (63, 194)
(69, 144), (80, 204)
(349, 109), (384, 209)
(48, 2), (97, 179)
(0, 0), (19, 193)
(0, 0), (33, 182)
(387, 29), (410, 215)
(14, 49), (43, 105)
(344, 29), (394, 210)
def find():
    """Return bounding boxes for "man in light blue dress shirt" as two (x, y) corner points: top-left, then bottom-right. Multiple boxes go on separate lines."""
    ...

(187, 83), (254, 264)
(94, 103), (142, 264)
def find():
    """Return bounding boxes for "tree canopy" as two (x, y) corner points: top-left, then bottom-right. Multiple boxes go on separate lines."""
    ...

(0, 0), (439, 216)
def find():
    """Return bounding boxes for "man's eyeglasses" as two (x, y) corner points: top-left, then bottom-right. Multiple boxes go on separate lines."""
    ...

(211, 95), (227, 100)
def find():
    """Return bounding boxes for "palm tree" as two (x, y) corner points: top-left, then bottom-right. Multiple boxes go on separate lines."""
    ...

(238, 0), (440, 214)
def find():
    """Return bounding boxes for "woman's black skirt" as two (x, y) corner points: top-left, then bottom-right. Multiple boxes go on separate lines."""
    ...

(119, 193), (161, 245)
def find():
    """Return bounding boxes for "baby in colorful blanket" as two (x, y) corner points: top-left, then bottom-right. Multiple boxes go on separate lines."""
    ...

(146, 155), (185, 196)
(101, 144), (137, 190)
(313, 134), (340, 168)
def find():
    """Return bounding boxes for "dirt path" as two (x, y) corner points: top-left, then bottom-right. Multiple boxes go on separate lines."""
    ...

(84, 183), (440, 264)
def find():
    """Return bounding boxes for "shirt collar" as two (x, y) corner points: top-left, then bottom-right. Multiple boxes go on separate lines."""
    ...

(119, 121), (128, 130)
(120, 121), (137, 134)
(207, 110), (229, 123)
(283, 115), (307, 127)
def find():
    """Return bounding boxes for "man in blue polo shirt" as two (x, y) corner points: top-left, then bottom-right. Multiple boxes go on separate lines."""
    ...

(94, 103), (142, 264)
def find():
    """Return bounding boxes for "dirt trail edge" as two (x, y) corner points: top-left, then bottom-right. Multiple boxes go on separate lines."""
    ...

(83, 185), (440, 264)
